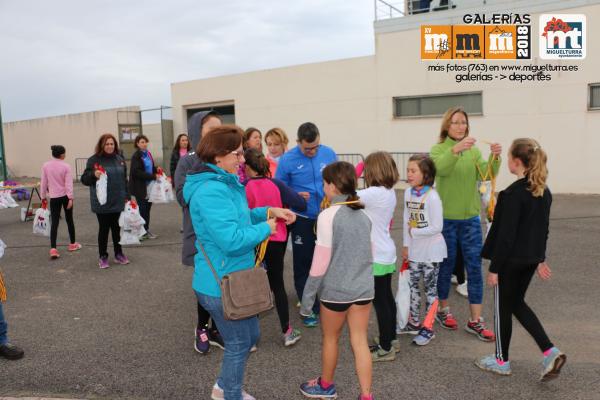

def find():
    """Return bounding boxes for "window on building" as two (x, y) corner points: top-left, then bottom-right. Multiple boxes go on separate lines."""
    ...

(186, 104), (235, 124)
(589, 84), (600, 110)
(393, 92), (483, 118)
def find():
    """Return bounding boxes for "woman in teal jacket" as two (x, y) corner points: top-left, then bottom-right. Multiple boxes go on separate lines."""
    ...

(183, 125), (295, 400)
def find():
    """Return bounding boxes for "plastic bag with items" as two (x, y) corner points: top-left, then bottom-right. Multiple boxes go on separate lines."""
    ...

(395, 260), (411, 331)
(119, 200), (147, 245)
(33, 199), (51, 237)
(0, 191), (19, 209)
(95, 163), (108, 206)
(148, 168), (175, 204)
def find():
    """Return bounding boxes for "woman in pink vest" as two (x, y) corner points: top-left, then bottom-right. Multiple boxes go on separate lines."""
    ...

(244, 148), (307, 347)
(264, 127), (289, 177)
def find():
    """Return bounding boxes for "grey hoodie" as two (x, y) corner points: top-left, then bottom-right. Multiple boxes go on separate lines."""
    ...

(174, 110), (217, 266)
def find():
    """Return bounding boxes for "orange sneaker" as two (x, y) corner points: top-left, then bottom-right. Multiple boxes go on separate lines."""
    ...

(49, 248), (60, 259)
(68, 242), (82, 252)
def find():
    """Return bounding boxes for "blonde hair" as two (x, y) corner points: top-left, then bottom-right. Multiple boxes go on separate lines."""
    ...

(264, 127), (289, 147)
(439, 106), (470, 143)
(364, 151), (399, 189)
(510, 138), (548, 197)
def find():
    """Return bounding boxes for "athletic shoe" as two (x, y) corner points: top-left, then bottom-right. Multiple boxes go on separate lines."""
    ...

(68, 242), (82, 252)
(211, 382), (255, 400)
(250, 344), (258, 353)
(49, 248), (60, 259)
(357, 395), (374, 400)
(371, 345), (396, 362)
(296, 301), (301, 308)
(194, 328), (210, 354)
(397, 322), (420, 335)
(146, 231), (158, 240)
(114, 253), (130, 265)
(451, 275), (458, 285)
(98, 256), (110, 269)
(208, 329), (225, 350)
(541, 347), (567, 382)
(300, 377), (337, 399)
(283, 327), (302, 347)
(456, 282), (468, 298)
(0, 342), (25, 360)
(475, 354), (512, 376)
(465, 318), (495, 342)
(303, 312), (319, 328)
(413, 327), (435, 346)
(436, 307), (458, 330)
(372, 336), (401, 353)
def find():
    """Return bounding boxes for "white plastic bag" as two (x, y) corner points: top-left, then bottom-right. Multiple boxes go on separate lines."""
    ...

(95, 163), (108, 206)
(33, 200), (51, 237)
(395, 261), (411, 331)
(0, 191), (19, 208)
(148, 173), (174, 204)
(119, 200), (146, 245)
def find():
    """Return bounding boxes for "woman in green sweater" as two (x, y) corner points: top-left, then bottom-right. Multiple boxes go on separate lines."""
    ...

(430, 107), (501, 342)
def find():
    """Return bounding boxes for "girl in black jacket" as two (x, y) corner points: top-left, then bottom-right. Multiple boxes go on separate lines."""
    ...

(476, 138), (566, 381)
(129, 135), (157, 239)
(81, 134), (130, 269)
(169, 133), (191, 182)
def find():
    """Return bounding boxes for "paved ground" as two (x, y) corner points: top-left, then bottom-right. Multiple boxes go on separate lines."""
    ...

(1, 184), (599, 400)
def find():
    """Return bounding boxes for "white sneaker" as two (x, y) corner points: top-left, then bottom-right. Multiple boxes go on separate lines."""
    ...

(211, 383), (255, 400)
(456, 282), (468, 298)
(451, 275), (458, 285)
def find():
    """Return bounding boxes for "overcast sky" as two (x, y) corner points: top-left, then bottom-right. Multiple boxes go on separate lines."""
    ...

(0, 0), (376, 122)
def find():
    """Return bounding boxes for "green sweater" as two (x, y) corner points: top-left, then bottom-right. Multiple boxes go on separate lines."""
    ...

(430, 137), (501, 220)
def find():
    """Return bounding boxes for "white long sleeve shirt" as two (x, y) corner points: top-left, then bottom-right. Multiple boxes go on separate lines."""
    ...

(358, 186), (397, 265)
(403, 188), (447, 263)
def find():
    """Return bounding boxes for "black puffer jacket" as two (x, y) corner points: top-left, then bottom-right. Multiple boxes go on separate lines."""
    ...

(81, 153), (128, 214)
(129, 150), (157, 201)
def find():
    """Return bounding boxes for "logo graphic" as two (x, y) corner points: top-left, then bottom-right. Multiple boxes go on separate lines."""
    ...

(539, 14), (586, 59)
(421, 25), (452, 60)
(453, 25), (484, 59)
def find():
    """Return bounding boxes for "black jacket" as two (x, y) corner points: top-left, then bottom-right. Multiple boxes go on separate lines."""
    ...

(482, 178), (552, 273)
(129, 150), (157, 201)
(170, 149), (183, 179)
(81, 153), (128, 214)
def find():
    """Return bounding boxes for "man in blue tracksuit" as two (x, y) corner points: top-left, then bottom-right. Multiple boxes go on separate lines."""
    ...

(275, 122), (337, 327)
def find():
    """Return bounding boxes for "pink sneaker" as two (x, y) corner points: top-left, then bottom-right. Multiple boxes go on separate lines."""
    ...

(68, 242), (82, 252)
(99, 256), (110, 269)
(114, 253), (130, 265)
(49, 248), (60, 259)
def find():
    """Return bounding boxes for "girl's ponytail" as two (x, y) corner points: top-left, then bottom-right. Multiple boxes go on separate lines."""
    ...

(346, 190), (364, 210)
(510, 138), (548, 197)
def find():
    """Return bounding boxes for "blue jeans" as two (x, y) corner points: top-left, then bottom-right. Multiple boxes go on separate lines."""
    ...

(196, 292), (259, 400)
(0, 302), (8, 345)
(437, 216), (484, 304)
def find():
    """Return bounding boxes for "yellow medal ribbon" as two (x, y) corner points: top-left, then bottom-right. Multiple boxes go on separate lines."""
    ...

(0, 270), (6, 302)
(255, 209), (271, 268)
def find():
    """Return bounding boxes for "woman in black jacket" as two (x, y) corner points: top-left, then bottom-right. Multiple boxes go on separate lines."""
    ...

(170, 133), (191, 182)
(81, 133), (130, 269)
(476, 138), (566, 381)
(129, 135), (157, 240)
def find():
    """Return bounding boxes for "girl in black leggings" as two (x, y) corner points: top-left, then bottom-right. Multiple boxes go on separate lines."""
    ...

(478, 138), (566, 381)
(244, 148), (307, 346)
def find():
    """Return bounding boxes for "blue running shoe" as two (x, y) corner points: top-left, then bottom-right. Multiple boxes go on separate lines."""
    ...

(475, 355), (512, 376)
(541, 347), (566, 382)
(300, 378), (337, 399)
(303, 312), (319, 328)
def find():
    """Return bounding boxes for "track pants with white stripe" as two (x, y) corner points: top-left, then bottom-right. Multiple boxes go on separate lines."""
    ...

(494, 263), (554, 361)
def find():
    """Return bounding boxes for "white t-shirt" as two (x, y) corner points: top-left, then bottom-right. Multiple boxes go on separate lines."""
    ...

(357, 186), (397, 265)
(403, 188), (447, 263)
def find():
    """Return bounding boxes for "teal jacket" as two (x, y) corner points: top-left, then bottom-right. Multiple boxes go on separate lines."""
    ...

(183, 163), (271, 297)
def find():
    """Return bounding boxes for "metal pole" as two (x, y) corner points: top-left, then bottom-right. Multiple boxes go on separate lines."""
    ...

(0, 103), (7, 180)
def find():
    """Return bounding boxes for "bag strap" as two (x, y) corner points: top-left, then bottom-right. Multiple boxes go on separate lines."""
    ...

(196, 239), (222, 285)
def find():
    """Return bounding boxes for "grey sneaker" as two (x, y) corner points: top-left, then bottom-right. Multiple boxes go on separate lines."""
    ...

(371, 345), (396, 362)
(373, 336), (400, 353)
(283, 327), (302, 347)
(398, 322), (420, 335)
(146, 231), (158, 240)
(413, 327), (435, 346)
(475, 355), (512, 376)
(541, 347), (566, 382)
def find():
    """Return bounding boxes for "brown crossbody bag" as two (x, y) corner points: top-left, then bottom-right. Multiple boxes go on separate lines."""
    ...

(197, 217), (273, 320)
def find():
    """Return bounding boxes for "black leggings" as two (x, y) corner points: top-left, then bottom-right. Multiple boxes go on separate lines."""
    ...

(264, 241), (290, 333)
(495, 263), (553, 361)
(373, 273), (397, 351)
(197, 301), (217, 331)
(96, 212), (122, 258)
(50, 196), (75, 248)
(138, 198), (152, 231)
